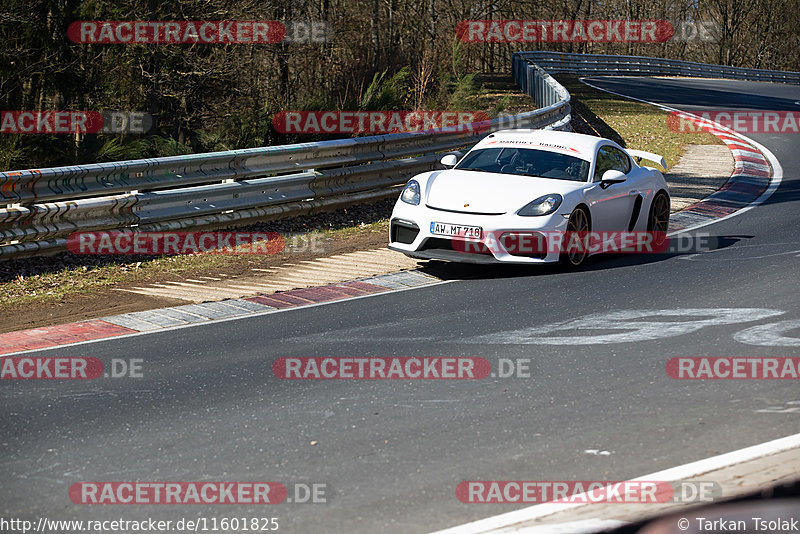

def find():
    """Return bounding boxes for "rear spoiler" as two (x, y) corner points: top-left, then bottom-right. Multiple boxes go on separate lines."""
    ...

(626, 149), (666, 171)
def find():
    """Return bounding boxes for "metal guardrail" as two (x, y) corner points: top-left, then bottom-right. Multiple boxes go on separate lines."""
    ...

(3, 51), (797, 260)
(0, 65), (570, 259)
(515, 51), (800, 85)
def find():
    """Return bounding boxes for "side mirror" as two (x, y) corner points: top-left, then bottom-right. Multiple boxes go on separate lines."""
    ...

(440, 154), (458, 167)
(601, 169), (626, 186)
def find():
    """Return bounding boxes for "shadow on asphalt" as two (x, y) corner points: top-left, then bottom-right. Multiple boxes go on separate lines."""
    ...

(761, 178), (800, 207)
(417, 235), (750, 281)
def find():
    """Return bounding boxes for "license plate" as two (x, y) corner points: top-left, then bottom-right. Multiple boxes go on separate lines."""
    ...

(430, 222), (482, 239)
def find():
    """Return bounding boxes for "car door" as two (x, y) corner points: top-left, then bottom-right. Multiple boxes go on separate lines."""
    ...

(583, 145), (638, 231)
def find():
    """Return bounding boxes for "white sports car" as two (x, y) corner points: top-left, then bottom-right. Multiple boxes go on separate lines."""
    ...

(388, 129), (670, 267)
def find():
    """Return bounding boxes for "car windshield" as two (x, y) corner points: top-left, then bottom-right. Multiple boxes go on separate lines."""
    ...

(455, 147), (590, 182)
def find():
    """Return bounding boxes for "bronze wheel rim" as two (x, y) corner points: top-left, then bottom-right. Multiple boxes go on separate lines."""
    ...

(651, 194), (670, 244)
(566, 210), (589, 266)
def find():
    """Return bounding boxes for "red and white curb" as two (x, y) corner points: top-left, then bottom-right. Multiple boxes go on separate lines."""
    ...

(667, 112), (774, 233)
(0, 270), (444, 356)
(579, 77), (783, 236)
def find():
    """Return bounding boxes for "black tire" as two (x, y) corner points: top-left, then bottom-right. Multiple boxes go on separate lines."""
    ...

(560, 207), (590, 268)
(647, 191), (670, 246)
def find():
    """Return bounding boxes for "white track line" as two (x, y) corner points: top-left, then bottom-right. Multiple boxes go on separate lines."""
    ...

(431, 432), (800, 534)
(578, 77), (784, 236)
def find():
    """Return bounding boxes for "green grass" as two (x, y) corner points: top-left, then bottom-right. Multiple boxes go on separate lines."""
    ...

(2, 253), (246, 307)
(0, 221), (391, 308)
(557, 76), (721, 170)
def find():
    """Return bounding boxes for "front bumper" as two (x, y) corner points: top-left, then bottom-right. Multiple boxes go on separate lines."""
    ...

(388, 202), (569, 264)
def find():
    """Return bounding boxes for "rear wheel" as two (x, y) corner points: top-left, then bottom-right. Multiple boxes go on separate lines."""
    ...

(560, 208), (590, 268)
(647, 192), (670, 245)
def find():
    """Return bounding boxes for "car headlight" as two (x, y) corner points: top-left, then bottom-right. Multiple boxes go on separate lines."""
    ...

(400, 180), (421, 205)
(517, 194), (562, 216)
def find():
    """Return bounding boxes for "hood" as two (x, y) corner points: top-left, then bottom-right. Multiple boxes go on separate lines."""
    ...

(424, 169), (586, 214)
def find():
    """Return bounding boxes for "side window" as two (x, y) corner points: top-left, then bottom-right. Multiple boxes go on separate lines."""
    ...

(594, 146), (631, 181)
(607, 146), (631, 174)
(593, 148), (612, 181)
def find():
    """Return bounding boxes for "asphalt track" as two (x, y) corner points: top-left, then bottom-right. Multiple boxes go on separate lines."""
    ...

(2, 77), (799, 533)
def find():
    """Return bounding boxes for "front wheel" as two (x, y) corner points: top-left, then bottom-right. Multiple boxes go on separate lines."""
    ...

(560, 208), (590, 268)
(647, 192), (670, 245)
